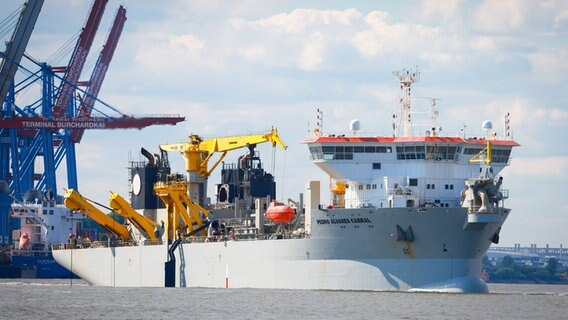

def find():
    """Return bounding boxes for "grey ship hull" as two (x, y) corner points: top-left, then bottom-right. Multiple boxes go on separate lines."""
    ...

(53, 206), (507, 292)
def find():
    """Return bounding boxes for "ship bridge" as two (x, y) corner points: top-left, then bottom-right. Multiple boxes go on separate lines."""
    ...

(304, 134), (519, 209)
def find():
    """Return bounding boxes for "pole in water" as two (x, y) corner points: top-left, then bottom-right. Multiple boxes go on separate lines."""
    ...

(225, 264), (229, 288)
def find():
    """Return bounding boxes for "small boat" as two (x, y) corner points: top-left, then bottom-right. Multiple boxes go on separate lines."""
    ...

(265, 201), (295, 224)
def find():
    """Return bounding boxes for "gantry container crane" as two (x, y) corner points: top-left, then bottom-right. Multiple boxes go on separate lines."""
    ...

(0, 1), (184, 204)
(51, 0), (107, 118)
(71, 5), (127, 143)
(0, 0), (44, 247)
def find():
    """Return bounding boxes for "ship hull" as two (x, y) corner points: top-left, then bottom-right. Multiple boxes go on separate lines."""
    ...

(11, 253), (75, 279)
(53, 207), (508, 292)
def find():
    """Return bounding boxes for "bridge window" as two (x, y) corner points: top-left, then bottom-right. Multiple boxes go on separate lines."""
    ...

(372, 162), (381, 169)
(312, 144), (392, 161)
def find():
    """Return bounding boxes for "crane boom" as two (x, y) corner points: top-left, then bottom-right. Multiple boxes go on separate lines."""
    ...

(51, 0), (107, 117)
(63, 189), (131, 240)
(71, 5), (127, 142)
(159, 127), (287, 176)
(0, 0), (44, 107)
(109, 192), (158, 241)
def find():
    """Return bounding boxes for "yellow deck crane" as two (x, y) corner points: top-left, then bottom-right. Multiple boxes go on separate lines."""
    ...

(108, 192), (159, 242)
(157, 127), (287, 241)
(64, 189), (131, 241)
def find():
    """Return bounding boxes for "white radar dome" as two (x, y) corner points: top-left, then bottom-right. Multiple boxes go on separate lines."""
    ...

(350, 119), (361, 131)
(482, 120), (493, 131)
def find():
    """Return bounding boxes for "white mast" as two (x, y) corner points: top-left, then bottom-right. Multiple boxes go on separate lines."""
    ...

(393, 68), (420, 137)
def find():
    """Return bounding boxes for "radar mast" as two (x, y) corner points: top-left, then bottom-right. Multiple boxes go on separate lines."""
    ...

(393, 68), (420, 137)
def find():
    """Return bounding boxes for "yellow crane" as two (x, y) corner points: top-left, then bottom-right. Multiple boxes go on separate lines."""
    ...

(154, 179), (210, 241)
(159, 127), (287, 205)
(109, 192), (159, 242)
(159, 127), (287, 177)
(156, 127), (287, 240)
(64, 189), (131, 241)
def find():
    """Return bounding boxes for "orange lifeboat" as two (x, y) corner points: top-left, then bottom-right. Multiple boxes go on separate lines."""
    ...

(18, 233), (30, 250)
(265, 200), (295, 224)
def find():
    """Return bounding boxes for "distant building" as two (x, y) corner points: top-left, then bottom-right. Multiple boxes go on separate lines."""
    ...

(487, 243), (567, 271)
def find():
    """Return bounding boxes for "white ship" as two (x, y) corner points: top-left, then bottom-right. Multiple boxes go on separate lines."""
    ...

(52, 69), (518, 292)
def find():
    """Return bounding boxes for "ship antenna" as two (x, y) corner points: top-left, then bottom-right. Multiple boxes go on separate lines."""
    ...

(393, 67), (420, 137)
(314, 108), (323, 137)
(504, 112), (512, 139)
(430, 98), (440, 133)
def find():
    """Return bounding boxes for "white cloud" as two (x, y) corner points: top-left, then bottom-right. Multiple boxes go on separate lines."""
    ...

(505, 156), (568, 181)
(299, 32), (325, 71)
(418, 0), (463, 24)
(526, 48), (568, 83)
(469, 36), (497, 53)
(472, 0), (527, 33)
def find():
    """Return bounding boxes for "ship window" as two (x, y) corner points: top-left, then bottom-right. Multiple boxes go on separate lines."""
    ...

(431, 184), (435, 189)
(365, 146), (375, 153)
(51, 226), (54, 231)
(372, 163), (381, 169)
(366, 184), (371, 190)
(354, 146), (364, 153)
(309, 146), (323, 160)
(450, 184), (454, 190)
(445, 184), (449, 189)
(427, 184), (431, 189)
(464, 148), (484, 155)
(409, 178), (418, 186)
(493, 148), (512, 163)
(43, 210), (47, 215)
(358, 185), (363, 190)
(372, 184), (377, 189)
(49, 210), (54, 215)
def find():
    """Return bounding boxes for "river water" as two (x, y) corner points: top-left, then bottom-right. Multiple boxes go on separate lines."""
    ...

(0, 279), (566, 319)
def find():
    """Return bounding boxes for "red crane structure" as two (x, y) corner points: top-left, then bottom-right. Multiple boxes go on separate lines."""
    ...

(71, 5), (126, 142)
(51, 0), (107, 118)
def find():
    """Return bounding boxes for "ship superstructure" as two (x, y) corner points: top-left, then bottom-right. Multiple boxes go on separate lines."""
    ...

(10, 190), (84, 278)
(305, 69), (517, 212)
(52, 69), (518, 293)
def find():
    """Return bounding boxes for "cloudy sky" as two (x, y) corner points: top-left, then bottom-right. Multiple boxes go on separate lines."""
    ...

(2, 0), (567, 247)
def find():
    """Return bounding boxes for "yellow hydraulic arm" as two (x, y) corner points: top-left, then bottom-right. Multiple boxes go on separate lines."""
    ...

(159, 127), (287, 177)
(108, 192), (158, 241)
(63, 189), (131, 240)
(154, 180), (209, 241)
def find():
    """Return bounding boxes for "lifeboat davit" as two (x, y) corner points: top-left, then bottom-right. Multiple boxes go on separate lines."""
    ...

(18, 233), (30, 250)
(265, 200), (295, 224)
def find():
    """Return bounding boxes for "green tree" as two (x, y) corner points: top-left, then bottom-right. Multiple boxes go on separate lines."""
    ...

(546, 258), (558, 275)
(501, 255), (515, 268)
